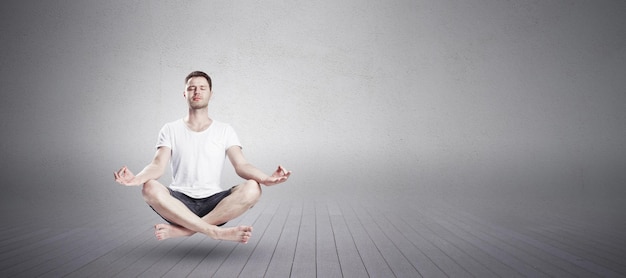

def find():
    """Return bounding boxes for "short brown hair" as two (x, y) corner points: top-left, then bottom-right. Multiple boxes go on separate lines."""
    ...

(185, 71), (212, 90)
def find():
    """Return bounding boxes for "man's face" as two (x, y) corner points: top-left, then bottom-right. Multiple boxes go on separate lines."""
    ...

(184, 76), (212, 109)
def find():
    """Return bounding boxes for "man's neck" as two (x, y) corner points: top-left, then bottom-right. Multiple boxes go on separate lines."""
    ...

(184, 109), (212, 132)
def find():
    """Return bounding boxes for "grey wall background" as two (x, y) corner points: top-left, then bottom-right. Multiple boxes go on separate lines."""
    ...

(1, 1), (625, 223)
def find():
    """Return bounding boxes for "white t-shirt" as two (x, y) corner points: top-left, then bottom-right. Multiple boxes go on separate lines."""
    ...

(156, 119), (241, 198)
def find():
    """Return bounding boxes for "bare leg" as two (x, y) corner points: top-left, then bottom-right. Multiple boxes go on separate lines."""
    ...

(143, 180), (253, 243)
(204, 179), (262, 224)
(153, 180), (262, 240)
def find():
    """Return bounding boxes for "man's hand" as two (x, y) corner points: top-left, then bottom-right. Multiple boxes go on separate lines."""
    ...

(114, 166), (142, 186)
(261, 165), (292, 186)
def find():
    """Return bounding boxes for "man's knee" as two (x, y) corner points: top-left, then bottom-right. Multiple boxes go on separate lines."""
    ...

(235, 179), (262, 204)
(142, 180), (167, 204)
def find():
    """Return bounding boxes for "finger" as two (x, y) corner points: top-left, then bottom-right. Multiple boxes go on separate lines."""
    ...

(277, 165), (289, 176)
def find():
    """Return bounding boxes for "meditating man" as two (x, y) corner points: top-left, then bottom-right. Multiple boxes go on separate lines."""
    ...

(114, 71), (291, 244)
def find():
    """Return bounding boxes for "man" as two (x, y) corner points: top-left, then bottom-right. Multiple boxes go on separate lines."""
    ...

(114, 71), (291, 244)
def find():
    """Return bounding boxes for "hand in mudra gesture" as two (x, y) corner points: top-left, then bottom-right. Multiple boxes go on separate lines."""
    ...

(261, 165), (291, 186)
(113, 166), (141, 186)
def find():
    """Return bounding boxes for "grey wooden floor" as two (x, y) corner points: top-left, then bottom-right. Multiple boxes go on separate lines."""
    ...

(1, 194), (625, 277)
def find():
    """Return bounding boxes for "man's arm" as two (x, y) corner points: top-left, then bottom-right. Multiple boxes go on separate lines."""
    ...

(114, 146), (171, 186)
(226, 146), (291, 186)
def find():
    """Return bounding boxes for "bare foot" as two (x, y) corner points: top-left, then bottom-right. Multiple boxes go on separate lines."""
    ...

(154, 223), (195, 240)
(213, 225), (253, 244)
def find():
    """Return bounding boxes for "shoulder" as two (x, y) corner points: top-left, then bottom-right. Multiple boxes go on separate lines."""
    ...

(210, 120), (239, 141)
(159, 119), (185, 133)
(211, 120), (235, 131)
(166, 118), (185, 127)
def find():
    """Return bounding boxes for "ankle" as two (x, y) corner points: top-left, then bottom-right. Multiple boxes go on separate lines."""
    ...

(204, 225), (219, 240)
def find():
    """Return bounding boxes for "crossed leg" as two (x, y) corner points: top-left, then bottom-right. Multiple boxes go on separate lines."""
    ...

(142, 179), (261, 243)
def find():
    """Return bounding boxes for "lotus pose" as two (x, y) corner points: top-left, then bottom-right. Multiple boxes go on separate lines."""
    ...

(114, 71), (291, 244)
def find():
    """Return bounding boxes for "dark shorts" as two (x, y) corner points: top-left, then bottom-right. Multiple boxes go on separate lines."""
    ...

(152, 187), (234, 227)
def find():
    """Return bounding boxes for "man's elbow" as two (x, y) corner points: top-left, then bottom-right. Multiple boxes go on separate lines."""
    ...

(234, 163), (252, 176)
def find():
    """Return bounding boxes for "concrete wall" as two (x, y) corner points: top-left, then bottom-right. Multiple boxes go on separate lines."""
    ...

(1, 0), (625, 222)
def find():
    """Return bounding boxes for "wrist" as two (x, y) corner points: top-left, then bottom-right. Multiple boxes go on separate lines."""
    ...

(258, 175), (270, 185)
(132, 175), (146, 186)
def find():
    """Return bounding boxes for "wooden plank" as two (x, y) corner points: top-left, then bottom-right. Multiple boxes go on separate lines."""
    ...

(0, 228), (85, 276)
(185, 200), (266, 277)
(158, 208), (252, 277)
(60, 225), (154, 277)
(40, 218), (153, 277)
(264, 200), (302, 277)
(4, 228), (108, 277)
(112, 237), (186, 277)
(0, 226), (50, 250)
(152, 235), (214, 277)
(546, 223), (626, 257)
(30, 208), (155, 276)
(0, 228), (51, 258)
(350, 202), (422, 277)
(175, 236), (236, 277)
(423, 209), (551, 277)
(533, 207), (626, 257)
(518, 222), (626, 276)
(63, 227), (154, 277)
(362, 206), (453, 278)
(326, 200), (369, 278)
(442, 207), (602, 277)
(211, 202), (279, 277)
(238, 200), (290, 277)
(0, 225), (35, 241)
(452, 208), (624, 277)
(541, 211), (626, 250)
(315, 200), (342, 277)
(338, 201), (396, 277)
(0, 228), (79, 267)
(289, 200), (317, 278)
(394, 214), (473, 277)
(3, 194), (625, 277)
(528, 223), (626, 265)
